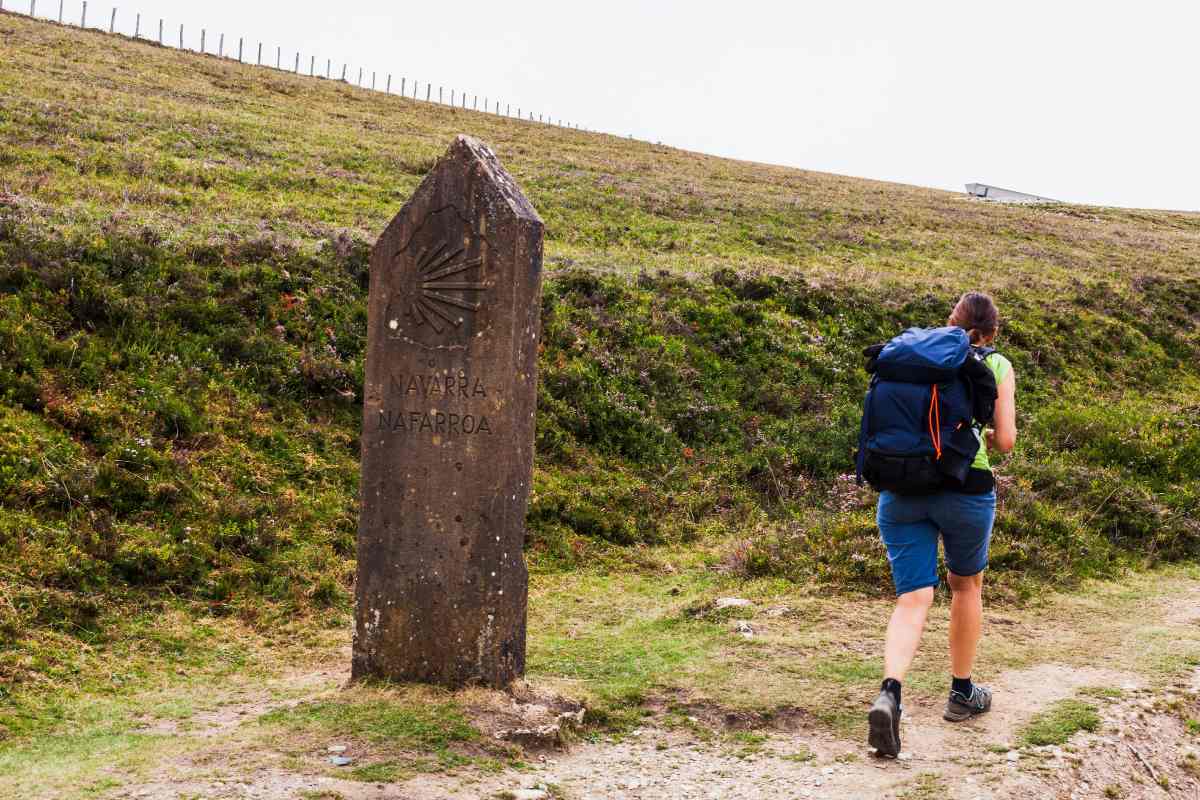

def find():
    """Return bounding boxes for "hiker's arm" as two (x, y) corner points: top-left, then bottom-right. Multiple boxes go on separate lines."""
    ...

(987, 370), (1016, 454)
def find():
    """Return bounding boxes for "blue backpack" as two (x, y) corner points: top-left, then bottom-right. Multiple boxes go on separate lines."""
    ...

(855, 327), (998, 495)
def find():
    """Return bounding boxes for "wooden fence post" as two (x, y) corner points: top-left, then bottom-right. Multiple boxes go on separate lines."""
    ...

(309, 55), (314, 76)
(257, 42), (261, 65)
(400, 77), (405, 96)
(386, 74), (391, 93)
(276, 46), (281, 69)
(238, 37), (243, 62)
(158, 18), (163, 44)
(60, 0), (65, 23)
(30, 0), (35, 18)
(218, 32), (223, 58)
(372, 71), (376, 90)
(357, 67), (362, 86)
(80, 1), (86, 27)
(179, 24), (183, 49)
(450, 89), (454, 106)
(200, 29), (205, 53)
(425, 83), (430, 101)
(326, 58), (331, 78)
(134, 12), (139, 37)
(109, 7), (115, 33)
(294, 52), (299, 72)
(341, 64), (346, 81)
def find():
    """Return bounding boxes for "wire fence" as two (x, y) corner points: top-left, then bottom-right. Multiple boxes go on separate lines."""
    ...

(2, 0), (592, 133)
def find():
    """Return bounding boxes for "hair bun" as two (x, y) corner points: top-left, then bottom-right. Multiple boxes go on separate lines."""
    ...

(949, 292), (999, 343)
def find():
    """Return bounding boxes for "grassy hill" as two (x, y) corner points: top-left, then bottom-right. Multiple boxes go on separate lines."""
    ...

(1, 10), (1199, 738)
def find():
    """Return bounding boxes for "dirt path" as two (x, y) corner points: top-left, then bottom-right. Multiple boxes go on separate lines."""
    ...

(29, 581), (1200, 800)
(113, 660), (1199, 800)
(442, 664), (1138, 800)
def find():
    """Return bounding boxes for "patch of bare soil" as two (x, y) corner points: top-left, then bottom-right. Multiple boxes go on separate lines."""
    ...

(121, 768), (394, 800)
(131, 664), (344, 739)
(643, 688), (818, 733)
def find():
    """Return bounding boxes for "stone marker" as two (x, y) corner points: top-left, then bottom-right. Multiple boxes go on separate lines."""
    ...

(353, 135), (543, 688)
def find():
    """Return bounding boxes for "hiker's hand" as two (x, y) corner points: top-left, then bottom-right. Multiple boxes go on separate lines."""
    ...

(984, 429), (996, 450)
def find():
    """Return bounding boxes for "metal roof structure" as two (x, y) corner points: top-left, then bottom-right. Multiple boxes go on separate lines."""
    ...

(965, 183), (1059, 204)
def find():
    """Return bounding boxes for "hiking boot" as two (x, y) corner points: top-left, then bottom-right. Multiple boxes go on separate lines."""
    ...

(944, 683), (993, 722)
(868, 690), (902, 757)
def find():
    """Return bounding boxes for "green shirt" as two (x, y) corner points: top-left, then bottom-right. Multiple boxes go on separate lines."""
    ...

(971, 353), (1013, 472)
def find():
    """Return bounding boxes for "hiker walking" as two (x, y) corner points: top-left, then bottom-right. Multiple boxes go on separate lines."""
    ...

(855, 292), (1016, 757)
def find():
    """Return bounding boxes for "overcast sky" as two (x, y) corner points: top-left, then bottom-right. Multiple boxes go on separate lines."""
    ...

(40, 0), (1200, 210)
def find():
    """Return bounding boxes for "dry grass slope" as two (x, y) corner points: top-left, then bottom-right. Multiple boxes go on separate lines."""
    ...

(2, 11), (1198, 288)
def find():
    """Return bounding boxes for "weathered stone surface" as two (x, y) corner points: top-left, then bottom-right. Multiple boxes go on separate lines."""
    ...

(353, 135), (543, 688)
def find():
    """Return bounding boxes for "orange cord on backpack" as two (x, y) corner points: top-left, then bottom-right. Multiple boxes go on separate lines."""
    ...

(928, 385), (942, 460)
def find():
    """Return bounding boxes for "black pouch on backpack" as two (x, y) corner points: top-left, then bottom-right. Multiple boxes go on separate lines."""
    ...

(862, 451), (944, 495)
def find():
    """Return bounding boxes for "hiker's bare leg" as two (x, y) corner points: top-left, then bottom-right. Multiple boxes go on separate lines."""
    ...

(884, 586), (935, 681)
(948, 571), (983, 679)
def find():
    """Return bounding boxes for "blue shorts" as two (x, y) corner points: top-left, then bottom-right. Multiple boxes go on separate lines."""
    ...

(877, 490), (996, 596)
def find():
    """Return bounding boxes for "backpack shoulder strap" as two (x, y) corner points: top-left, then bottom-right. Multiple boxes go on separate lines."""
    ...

(962, 347), (999, 426)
